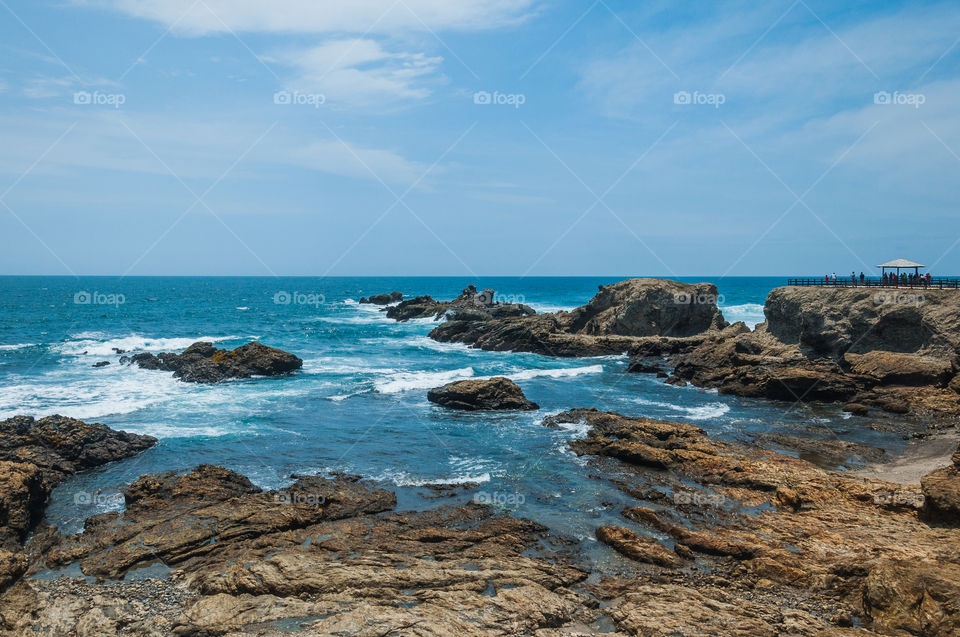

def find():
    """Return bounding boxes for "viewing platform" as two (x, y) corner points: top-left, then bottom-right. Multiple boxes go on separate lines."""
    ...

(787, 277), (960, 289)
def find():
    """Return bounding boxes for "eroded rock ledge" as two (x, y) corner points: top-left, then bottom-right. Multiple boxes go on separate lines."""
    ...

(0, 415), (156, 591)
(549, 408), (960, 636)
(2, 464), (594, 636)
(428, 377), (539, 411)
(122, 341), (303, 383)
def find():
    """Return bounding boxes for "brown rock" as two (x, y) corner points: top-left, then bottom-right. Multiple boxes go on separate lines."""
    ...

(596, 526), (682, 567)
(428, 377), (538, 411)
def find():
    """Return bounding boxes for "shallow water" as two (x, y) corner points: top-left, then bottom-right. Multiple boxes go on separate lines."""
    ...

(0, 276), (906, 541)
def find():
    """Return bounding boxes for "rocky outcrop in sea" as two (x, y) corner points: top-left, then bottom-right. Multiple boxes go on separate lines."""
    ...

(121, 341), (303, 383)
(428, 377), (539, 411)
(430, 279), (728, 356)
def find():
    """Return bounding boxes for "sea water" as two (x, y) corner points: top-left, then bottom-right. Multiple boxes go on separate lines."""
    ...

(0, 276), (901, 543)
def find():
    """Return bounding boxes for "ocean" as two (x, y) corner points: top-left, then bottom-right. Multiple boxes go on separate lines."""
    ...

(0, 276), (901, 545)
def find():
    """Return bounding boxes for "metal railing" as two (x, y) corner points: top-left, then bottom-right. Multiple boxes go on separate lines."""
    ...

(787, 277), (960, 289)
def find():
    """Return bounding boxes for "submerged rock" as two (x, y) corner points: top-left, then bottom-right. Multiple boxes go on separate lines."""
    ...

(121, 341), (302, 383)
(428, 377), (539, 411)
(359, 291), (402, 305)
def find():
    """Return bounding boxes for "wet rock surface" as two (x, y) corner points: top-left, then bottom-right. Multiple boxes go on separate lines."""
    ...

(4, 463), (595, 636)
(427, 377), (539, 411)
(0, 416), (156, 592)
(430, 278), (727, 356)
(549, 408), (960, 636)
(122, 341), (303, 383)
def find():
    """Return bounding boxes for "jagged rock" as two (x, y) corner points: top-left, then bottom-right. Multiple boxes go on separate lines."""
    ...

(0, 416), (155, 591)
(428, 377), (539, 411)
(12, 463), (596, 636)
(385, 285), (536, 323)
(430, 279), (727, 356)
(121, 341), (302, 383)
(359, 291), (402, 305)
(755, 433), (885, 467)
(91, 361), (110, 368)
(660, 287), (960, 417)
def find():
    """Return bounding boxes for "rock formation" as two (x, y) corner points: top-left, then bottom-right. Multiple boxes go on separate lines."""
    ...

(359, 291), (402, 305)
(385, 284), (535, 322)
(431, 279), (728, 356)
(547, 408), (960, 636)
(2, 465), (594, 635)
(921, 442), (960, 525)
(657, 287), (960, 419)
(427, 377), (539, 411)
(0, 415), (155, 591)
(121, 341), (303, 383)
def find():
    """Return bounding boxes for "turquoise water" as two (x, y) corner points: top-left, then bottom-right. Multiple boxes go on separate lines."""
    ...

(0, 276), (899, 542)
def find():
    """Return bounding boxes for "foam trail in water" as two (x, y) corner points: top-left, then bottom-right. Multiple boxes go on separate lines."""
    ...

(375, 367), (476, 393)
(720, 303), (765, 330)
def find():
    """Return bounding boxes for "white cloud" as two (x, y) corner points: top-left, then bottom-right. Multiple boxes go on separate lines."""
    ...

(274, 39), (443, 105)
(75, 0), (534, 35)
(22, 75), (119, 99)
(0, 112), (428, 188)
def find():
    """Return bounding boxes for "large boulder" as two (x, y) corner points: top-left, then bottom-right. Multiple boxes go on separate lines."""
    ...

(564, 279), (727, 338)
(427, 378), (539, 411)
(122, 341), (302, 383)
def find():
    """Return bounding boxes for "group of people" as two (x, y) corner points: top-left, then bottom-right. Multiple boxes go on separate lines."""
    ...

(822, 271), (934, 287)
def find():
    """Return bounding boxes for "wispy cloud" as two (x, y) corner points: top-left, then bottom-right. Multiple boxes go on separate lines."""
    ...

(272, 39), (443, 106)
(75, 0), (536, 35)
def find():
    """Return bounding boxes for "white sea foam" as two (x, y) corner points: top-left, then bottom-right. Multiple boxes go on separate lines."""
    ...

(375, 367), (475, 393)
(376, 469), (492, 487)
(505, 365), (604, 382)
(58, 334), (238, 357)
(0, 343), (37, 351)
(720, 303), (765, 330)
(235, 306), (249, 311)
(633, 397), (731, 421)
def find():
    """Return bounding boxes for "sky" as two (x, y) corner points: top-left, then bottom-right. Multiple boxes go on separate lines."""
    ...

(0, 0), (958, 277)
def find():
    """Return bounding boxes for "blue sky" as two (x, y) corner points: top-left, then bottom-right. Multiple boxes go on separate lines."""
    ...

(0, 0), (958, 276)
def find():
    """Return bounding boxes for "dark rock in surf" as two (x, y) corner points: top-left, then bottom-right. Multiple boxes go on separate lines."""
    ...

(121, 341), (302, 383)
(360, 292), (403, 305)
(427, 377), (539, 411)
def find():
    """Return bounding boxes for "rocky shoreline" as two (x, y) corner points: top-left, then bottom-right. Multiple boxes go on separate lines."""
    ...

(4, 277), (960, 634)
(2, 409), (958, 635)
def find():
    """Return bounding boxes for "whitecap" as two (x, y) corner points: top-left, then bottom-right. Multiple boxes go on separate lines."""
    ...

(235, 306), (249, 311)
(58, 334), (238, 357)
(375, 367), (475, 394)
(0, 343), (37, 351)
(720, 303), (765, 329)
(505, 365), (604, 382)
(632, 397), (731, 420)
